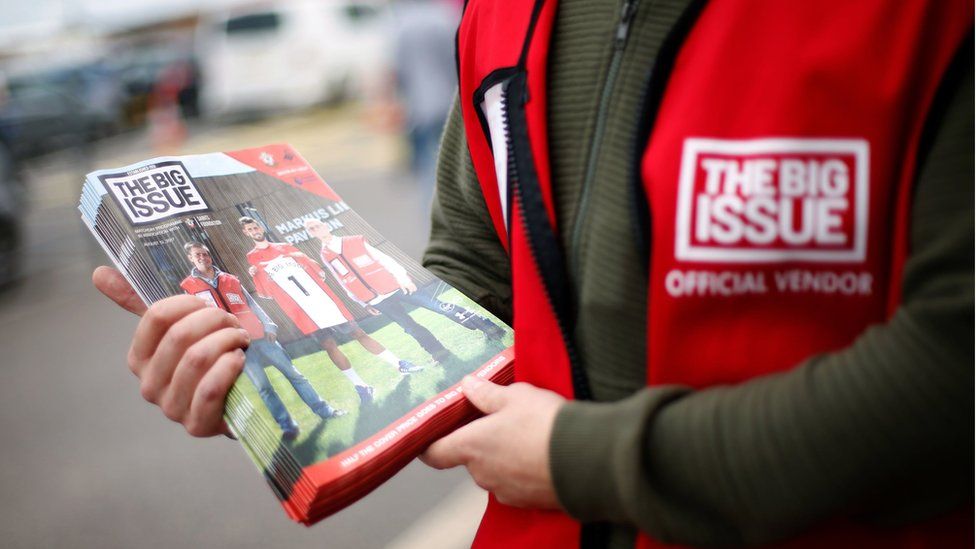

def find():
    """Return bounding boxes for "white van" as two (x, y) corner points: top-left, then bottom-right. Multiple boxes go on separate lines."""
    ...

(197, 0), (390, 117)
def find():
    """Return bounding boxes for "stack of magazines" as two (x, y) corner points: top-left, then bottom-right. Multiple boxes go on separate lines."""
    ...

(79, 144), (514, 524)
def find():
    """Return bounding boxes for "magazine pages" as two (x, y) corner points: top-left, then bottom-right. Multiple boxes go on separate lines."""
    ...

(79, 144), (514, 524)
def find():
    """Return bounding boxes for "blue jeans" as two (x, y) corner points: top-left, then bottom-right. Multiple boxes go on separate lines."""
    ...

(408, 119), (445, 213)
(242, 338), (332, 430)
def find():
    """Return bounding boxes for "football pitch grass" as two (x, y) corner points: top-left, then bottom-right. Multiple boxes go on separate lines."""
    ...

(228, 289), (513, 469)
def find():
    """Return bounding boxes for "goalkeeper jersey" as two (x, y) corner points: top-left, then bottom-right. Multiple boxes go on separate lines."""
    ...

(247, 243), (352, 334)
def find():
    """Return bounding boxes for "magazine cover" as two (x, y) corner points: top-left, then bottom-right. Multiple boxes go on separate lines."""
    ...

(79, 144), (514, 524)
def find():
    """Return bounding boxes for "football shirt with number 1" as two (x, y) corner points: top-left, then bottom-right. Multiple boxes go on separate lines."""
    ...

(247, 243), (352, 334)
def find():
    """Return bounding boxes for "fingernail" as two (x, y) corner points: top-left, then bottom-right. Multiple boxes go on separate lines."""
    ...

(238, 328), (251, 342)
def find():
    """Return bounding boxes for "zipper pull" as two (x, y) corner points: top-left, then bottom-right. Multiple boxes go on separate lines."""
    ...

(615, 0), (639, 48)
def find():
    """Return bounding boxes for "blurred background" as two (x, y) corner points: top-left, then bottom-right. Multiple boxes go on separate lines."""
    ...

(0, 0), (487, 547)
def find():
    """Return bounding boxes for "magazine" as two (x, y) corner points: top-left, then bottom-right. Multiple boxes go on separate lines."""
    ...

(79, 144), (514, 524)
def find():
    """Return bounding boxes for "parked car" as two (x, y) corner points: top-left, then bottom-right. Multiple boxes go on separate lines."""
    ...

(0, 139), (23, 288)
(196, 0), (390, 118)
(0, 68), (120, 159)
(109, 46), (201, 126)
(41, 63), (125, 134)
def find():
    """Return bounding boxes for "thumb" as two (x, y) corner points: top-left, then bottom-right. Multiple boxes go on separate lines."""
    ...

(462, 376), (507, 414)
(92, 266), (148, 316)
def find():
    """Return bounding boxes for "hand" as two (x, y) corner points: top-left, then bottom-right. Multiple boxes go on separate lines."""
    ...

(421, 377), (565, 509)
(93, 266), (249, 437)
(400, 280), (417, 295)
(365, 305), (382, 316)
(248, 266), (257, 277)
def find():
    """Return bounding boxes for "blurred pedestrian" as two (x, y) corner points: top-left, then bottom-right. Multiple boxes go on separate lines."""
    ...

(148, 61), (190, 154)
(389, 0), (459, 213)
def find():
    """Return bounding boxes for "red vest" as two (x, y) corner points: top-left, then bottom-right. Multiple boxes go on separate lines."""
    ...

(319, 236), (400, 302)
(180, 272), (266, 339)
(457, 0), (971, 548)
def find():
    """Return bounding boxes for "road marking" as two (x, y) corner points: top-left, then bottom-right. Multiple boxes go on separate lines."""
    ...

(385, 481), (486, 549)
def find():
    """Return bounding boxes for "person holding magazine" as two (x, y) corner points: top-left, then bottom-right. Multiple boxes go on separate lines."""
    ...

(179, 241), (344, 441)
(92, 0), (972, 546)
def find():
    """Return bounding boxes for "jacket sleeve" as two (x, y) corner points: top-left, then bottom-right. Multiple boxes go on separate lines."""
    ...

(243, 288), (277, 335)
(548, 58), (974, 545)
(422, 97), (513, 323)
(251, 269), (270, 299)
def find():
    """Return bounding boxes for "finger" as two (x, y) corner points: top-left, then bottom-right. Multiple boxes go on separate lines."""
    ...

(160, 327), (251, 423)
(421, 432), (469, 470)
(420, 417), (489, 469)
(141, 307), (245, 401)
(93, 266), (147, 316)
(185, 349), (247, 437)
(462, 376), (508, 414)
(129, 295), (212, 364)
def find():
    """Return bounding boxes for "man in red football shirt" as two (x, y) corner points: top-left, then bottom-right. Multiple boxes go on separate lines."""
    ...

(240, 216), (421, 404)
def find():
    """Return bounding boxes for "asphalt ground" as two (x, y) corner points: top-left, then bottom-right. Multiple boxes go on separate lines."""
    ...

(0, 106), (486, 548)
